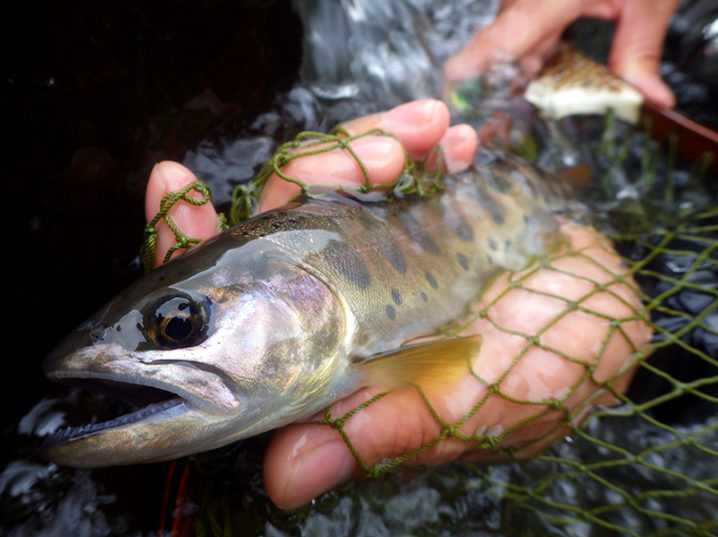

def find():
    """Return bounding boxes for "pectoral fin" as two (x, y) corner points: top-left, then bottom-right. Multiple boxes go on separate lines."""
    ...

(354, 335), (481, 395)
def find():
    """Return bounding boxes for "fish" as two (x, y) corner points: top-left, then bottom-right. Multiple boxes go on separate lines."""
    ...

(42, 150), (581, 467)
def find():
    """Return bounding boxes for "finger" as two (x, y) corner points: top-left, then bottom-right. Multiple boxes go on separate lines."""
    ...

(517, 28), (564, 75)
(263, 224), (649, 510)
(341, 99), (451, 159)
(608, 0), (678, 107)
(257, 135), (406, 212)
(264, 385), (458, 511)
(258, 100), (458, 213)
(424, 124), (479, 174)
(444, 0), (585, 80)
(145, 161), (220, 267)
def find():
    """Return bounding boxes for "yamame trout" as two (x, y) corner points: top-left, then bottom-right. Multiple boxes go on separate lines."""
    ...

(43, 150), (580, 466)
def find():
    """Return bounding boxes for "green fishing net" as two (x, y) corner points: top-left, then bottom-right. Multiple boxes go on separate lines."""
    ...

(143, 116), (717, 537)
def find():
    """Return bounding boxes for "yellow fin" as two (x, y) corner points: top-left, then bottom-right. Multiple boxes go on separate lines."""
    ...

(355, 335), (481, 395)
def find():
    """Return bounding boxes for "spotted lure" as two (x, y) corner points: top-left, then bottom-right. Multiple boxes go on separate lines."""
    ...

(43, 151), (579, 466)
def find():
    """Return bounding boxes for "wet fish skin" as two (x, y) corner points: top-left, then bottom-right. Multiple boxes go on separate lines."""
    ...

(42, 151), (578, 466)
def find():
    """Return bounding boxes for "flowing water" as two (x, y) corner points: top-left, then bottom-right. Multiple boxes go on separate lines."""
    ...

(2, 0), (717, 535)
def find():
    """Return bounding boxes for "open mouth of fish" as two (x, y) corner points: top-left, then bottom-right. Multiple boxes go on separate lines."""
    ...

(45, 378), (186, 444)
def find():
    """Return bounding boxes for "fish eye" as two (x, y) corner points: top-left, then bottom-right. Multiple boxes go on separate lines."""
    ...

(142, 293), (210, 349)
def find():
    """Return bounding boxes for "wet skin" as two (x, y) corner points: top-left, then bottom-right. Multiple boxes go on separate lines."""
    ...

(145, 100), (650, 509)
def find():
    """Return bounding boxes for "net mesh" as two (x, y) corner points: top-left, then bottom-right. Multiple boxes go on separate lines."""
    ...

(145, 116), (717, 536)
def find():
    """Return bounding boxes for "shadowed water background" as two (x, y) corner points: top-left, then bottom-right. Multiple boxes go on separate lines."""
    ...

(2, 0), (717, 535)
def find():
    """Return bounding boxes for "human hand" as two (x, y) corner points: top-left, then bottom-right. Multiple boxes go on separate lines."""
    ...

(444, 0), (679, 108)
(145, 99), (476, 266)
(144, 99), (650, 509)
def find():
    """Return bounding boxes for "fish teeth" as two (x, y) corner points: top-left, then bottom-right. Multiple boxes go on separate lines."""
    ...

(51, 399), (183, 440)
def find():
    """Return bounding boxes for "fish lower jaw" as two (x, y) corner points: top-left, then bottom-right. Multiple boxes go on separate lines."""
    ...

(46, 397), (185, 444)
(40, 370), (232, 459)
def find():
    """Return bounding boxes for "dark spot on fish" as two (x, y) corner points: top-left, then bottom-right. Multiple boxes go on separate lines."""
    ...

(523, 214), (530, 225)
(456, 252), (469, 271)
(159, 276), (166, 282)
(322, 239), (372, 289)
(385, 245), (407, 274)
(425, 271), (438, 289)
(391, 288), (402, 305)
(512, 169), (536, 196)
(400, 212), (440, 254)
(492, 173), (513, 193)
(487, 254), (493, 265)
(488, 238), (498, 251)
(439, 198), (474, 242)
(486, 202), (504, 225)
(420, 292), (428, 302)
(504, 240), (511, 252)
(386, 304), (396, 320)
(452, 214), (474, 242)
(271, 221), (284, 230)
(464, 184), (482, 204)
(478, 183), (504, 224)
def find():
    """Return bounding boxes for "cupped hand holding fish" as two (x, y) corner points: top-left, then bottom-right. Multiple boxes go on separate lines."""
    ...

(145, 99), (650, 510)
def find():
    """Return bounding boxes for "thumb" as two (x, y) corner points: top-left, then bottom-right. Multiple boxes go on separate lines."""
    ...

(145, 161), (220, 267)
(263, 386), (463, 510)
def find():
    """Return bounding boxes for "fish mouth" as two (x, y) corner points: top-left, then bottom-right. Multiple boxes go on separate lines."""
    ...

(39, 374), (228, 467)
(40, 339), (243, 466)
(41, 339), (244, 466)
(43, 378), (185, 444)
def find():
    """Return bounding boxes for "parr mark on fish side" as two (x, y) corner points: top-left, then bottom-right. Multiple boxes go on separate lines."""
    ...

(399, 212), (441, 254)
(385, 244), (407, 274)
(323, 239), (372, 289)
(451, 214), (474, 242)
(456, 252), (470, 271)
(478, 183), (505, 225)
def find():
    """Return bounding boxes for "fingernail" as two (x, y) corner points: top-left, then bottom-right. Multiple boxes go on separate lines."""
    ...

(157, 161), (192, 193)
(384, 99), (439, 127)
(441, 124), (478, 173)
(442, 123), (476, 146)
(351, 137), (400, 168)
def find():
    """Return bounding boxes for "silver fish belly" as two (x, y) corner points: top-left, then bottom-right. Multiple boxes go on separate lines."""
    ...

(42, 152), (579, 466)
